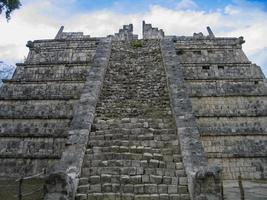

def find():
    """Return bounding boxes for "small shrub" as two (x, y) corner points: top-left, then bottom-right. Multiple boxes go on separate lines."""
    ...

(131, 40), (143, 48)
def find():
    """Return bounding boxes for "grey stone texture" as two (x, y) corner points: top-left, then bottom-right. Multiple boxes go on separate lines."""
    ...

(143, 21), (165, 39)
(206, 27), (215, 38)
(173, 35), (267, 182)
(109, 24), (138, 41)
(75, 39), (189, 200)
(0, 33), (101, 179)
(0, 22), (267, 200)
(55, 26), (91, 40)
(223, 180), (267, 200)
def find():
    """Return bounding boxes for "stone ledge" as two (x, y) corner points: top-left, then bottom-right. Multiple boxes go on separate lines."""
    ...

(16, 61), (93, 66)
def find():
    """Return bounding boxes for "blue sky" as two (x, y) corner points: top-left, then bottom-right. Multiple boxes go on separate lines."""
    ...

(22, 0), (267, 14)
(1, 0), (267, 76)
(22, 0), (267, 13)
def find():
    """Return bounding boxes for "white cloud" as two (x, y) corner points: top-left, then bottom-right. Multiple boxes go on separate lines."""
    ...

(0, 0), (266, 75)
(250, 48), (267, 77)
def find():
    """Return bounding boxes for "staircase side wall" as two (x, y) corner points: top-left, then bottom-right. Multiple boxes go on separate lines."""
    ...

(161, 38), (222, 200)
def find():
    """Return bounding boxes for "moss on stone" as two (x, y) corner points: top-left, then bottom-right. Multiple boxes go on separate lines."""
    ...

(130, 40), (143, 48)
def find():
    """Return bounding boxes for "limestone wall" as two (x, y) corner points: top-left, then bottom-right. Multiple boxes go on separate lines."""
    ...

(0, 33), (100, 178)
(183, 64), (264, 80)
(143, 21), (164, 39)
(12, 64), (90, 81)
(197, 117), (267, 136)
(109, 24), (138, 41)
(44, 38), (112, 200)
(187, 80), (267, 96)
(0, 82), (84, 100)
(174, 36), (267, 180)
(191, 97), (267, 116)
(26, 39), (98, 64)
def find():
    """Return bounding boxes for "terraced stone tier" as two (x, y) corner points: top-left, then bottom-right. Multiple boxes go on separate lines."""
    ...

(26, 39), (99, 64)
(0, 119), (70, 137)
(0, 82), (85, 100)
(175, 36), (267, 183)
(174, 37), (249, 64)
(0, 100), (77, 119)
(175, 48), (249, 64)
(0, 177), (44, 199)
(182, 64), (264, 80)
(0, 158), (57, 177)
(197, 117), (267, 136)
(187, 80), (267, 97)
(191, 96), (267, 117)
(12, 64), (91, 82)
(76, 40), (189, 200)
(0, 34), (99, 183)
(0, 137), (66, 158)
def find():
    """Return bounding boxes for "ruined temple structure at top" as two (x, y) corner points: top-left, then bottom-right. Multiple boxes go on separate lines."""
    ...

(0, 21), (266, 200)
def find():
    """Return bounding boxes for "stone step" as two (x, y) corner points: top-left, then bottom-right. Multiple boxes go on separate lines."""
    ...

(89, 134), (178, 143)
(84, 153), (182, 162)
(93, 117), (171, 122)
(79, 174), (188, 186)
(75, 40), (189, 200)
(91, 128), (176, 134)
(81, 167), (186, 177)
(87, 140), (180, 150)
(92, 121), (175, 130)
(82, 159), (183, 169)
(109, 57), (162, 62)
(91, 128), (175, 135)
(76, 183), (189, 195)
(85, 147), (180, 157)
(76, 193), (190, 200)
(99, 91), (171, 96)
(95, 111), (172, 119)
(86, 146), (177, 156)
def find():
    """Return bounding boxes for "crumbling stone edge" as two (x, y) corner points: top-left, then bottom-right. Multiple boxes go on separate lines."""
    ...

(160, 38), (223, 200)
(44, 38), (112, 200)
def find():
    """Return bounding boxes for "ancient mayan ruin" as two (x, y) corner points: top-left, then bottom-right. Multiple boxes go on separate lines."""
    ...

(0, 21), (266, 200)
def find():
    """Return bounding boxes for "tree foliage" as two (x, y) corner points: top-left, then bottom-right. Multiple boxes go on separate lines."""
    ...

(0, 0), (21, 20)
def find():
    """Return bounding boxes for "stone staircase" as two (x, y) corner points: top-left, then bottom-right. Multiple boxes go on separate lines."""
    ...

(76, 40), (190, 200)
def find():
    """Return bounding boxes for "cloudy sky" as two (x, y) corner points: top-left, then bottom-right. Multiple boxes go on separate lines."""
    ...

(0, 0), (267, 76)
